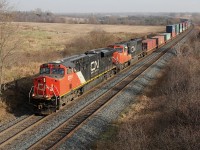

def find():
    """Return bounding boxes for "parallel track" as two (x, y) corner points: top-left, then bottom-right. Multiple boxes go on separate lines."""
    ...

(0, 115), (45, 147)
(28, 26), (194, 150)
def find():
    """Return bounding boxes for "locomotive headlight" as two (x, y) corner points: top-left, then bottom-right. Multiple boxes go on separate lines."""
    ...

(32, 93), (35, 97)
(43, 78), (46, 83)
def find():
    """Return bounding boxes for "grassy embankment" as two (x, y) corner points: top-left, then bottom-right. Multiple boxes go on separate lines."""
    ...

(95, 29), (200, 150)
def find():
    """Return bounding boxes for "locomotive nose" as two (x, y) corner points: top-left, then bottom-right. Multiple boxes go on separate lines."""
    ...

(33, 76), (52, 99)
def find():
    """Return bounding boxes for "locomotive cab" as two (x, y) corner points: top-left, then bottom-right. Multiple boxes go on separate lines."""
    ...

(30, 63), (67, 114)
(108, 44), (131, 65)
(32, 64), (65, 100)
(30, 61), (85, 114)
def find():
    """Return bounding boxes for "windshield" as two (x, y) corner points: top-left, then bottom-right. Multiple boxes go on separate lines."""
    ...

(52, 68), (64, 75)
(40, 67), (64, 76)
(40, 67), (50, 74)
(115, 48), (123, 53)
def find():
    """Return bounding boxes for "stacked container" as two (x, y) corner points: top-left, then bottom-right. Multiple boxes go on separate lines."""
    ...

(179, 23), (183, 33)
(188, 21), (191, 27)
(182, 22), (186, 31)
(142, 39), (157, 52)
(175, 24), (180, 35)
(166, 25), (176, 38)
(151, 36), (165, 46)
(185, 21), (188, 29)
(159, 33), (171, 42)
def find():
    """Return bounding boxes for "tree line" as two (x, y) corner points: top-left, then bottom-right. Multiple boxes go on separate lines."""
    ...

(12, 9), (66, 23)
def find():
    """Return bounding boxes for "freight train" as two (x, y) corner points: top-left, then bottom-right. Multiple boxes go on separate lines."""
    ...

(29, 20), (191, 115)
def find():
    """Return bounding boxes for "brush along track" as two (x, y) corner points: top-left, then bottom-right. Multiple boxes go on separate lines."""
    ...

(28, 26), (194, 150)
(0, 115), (45, 147)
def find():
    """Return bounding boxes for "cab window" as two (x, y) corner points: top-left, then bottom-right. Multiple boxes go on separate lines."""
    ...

(67, 68), (73, 74)
(124, 47), (128, 52)
(40, 67), (50, 74)
(51, 68), (64, 75)
(115, 48), (123, 53)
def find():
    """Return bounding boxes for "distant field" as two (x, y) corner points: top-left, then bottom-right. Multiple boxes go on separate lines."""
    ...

(16, 22), (165, 51)
(17, 22), (165, 34)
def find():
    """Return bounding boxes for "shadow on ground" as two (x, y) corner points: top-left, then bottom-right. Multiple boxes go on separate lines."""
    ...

(1, 74), (38, 117)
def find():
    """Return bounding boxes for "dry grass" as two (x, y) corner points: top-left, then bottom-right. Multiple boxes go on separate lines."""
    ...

(16, 22), (165, 34)
(95, 30), (200, 150)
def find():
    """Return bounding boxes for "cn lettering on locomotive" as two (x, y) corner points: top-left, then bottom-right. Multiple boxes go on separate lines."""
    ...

(91, 60), (99, 74)
(67, 75), (73, 81)
(131, 46), (136, 53)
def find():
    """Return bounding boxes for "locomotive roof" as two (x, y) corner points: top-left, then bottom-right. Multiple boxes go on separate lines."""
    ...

(116, 38), (142, 46)
(85, 47), (116, 57)
(85, 47), (115, 53)
(45, 54), (87, 68)
(130, 38), (142, 42)
(44, 47), (116, 68)
(111, 43), (127, 48)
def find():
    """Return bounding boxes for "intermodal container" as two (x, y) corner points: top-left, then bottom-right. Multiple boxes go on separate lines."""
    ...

(142, 39), (157, 52)
(159, 33), (171, 41)
(185, 21), (188, 29)
(151, 36), (165, 46)
(179, 23), (183, 33)
(166, 25), (175, 33)
(188, 21), (191, 27)
(182, 22), (186, 31)
(171, 32), (176, 38)
(175, 24), (180, 35)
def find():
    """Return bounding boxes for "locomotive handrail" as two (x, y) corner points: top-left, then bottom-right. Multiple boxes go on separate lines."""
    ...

(46, 84), (60, 107)
(53, 85), (60, 96)
(112, 56), (119, 64)
(29, 86), (34, 103)
(53, 85), (60, 107)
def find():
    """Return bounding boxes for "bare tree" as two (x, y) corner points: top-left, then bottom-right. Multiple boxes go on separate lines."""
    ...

(0, 0), (19, 94)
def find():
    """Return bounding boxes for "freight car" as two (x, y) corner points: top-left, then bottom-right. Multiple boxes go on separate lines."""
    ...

(142, 39), (157, 54)
(29, 20), (191, 115)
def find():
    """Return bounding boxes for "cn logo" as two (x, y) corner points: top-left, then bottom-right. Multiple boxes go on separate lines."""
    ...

(91, 60), (99, 74)
(131, 46), (136, 53)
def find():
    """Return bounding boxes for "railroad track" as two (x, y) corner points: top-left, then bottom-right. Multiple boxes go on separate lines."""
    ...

(28, 26), (194, 150)
(0, 26), (194, 150)
(0, 115), (45, 147)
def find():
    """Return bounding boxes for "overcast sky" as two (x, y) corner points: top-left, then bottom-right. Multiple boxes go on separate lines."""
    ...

(8, 0), (200, 13)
